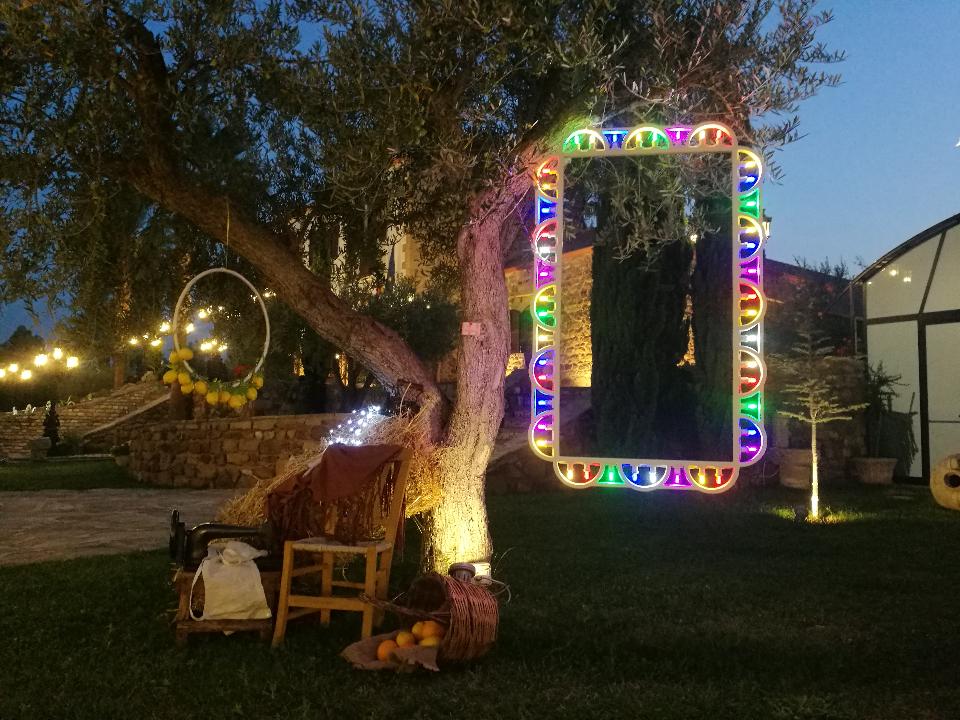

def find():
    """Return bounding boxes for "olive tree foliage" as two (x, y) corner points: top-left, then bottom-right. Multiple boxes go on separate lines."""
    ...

(0, 0), (841, 569)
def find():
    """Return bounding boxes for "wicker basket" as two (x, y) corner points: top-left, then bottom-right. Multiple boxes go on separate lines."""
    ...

(365, 572), (499, 663)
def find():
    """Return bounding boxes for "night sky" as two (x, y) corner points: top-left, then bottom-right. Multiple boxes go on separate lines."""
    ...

(3, 0), (958, 339)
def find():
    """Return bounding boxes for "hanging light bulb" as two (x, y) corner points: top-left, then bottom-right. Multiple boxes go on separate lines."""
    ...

(8, 363), (18, 373)
(33, 354), (47, 367)
(52, 348), (63, 361)
(20, 369), (32, 381)
(66, 356), (79, 369)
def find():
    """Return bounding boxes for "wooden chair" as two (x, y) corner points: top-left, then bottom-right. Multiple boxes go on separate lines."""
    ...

(271, 448), (412, 646)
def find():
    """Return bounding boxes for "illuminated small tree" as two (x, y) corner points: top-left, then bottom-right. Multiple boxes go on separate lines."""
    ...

(777, 328), (867, 518)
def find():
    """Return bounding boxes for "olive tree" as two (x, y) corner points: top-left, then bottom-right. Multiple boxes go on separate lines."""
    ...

(0, 0), (841, 570)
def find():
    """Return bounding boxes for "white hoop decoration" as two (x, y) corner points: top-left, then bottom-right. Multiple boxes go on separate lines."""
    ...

(172, 268), (271, 384)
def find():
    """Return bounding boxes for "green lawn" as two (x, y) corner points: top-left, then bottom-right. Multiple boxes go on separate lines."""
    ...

(2, 484), (960, 719)
(0, 459), (142, 491)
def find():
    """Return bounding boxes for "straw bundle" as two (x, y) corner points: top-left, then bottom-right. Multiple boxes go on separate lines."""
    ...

(217, 410), (443, 527)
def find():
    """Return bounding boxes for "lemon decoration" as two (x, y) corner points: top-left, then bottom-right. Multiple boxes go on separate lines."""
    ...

(170, 268), (270, 413)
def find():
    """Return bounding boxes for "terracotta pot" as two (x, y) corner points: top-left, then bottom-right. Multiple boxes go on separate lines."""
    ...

(776, 448), (811, 489)
(850, 457), (897, 485)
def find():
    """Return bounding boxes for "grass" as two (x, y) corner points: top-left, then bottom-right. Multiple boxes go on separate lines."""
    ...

(0, 459), (143, 491)
(3, 484), (960, 719)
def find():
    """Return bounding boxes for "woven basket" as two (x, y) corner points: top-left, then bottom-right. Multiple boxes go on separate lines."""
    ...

(365, 572), (498, 663)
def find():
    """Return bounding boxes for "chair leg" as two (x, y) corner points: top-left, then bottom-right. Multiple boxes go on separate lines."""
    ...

(320, 552), (333, 626)
(271, 542), (296, 648)
(361, 548), (377, 639)
(373, 551), (391, 628)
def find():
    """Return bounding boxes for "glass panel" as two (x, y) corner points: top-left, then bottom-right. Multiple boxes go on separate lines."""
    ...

(926, 323), (960, 422)
(866, 321), (921, 476)
(930, 424), (960, 475)
(557, 153), (734, 461)
(865, 239), (937, 319)
(923, 226), (960, 313)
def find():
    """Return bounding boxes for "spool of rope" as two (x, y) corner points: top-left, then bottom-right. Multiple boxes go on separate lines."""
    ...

(930, 454), (960, 511)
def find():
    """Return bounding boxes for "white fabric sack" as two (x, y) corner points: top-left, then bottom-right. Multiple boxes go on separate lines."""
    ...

(190, 540), (271, 621)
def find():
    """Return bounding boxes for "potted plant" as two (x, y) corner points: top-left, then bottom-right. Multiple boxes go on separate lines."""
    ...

(850, 363), (917, 485)
(111, 442), (131, 468)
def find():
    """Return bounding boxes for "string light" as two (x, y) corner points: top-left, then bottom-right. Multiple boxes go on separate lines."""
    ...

(66, 356), (79, 369)
(33, 354), (47, 367)
(159, 321), (171, 334)
(327, 406), (384, 446)
(0, 369), (5, 379)
(129, 337), (139, 346)
(185, 323), (195, 334)
(8, 364), (18, 373)
(19, 369), (32, 381)
(150, 338), (162, 347)
(52, 348), (63, 360)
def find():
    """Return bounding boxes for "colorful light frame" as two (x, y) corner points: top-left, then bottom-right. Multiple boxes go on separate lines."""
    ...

(528, 122), (767, 493)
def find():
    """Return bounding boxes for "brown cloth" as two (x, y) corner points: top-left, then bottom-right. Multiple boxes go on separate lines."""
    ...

(267, 444), (404, 543)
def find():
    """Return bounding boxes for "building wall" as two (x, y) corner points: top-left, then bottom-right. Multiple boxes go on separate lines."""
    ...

(129, 413), (345, 489)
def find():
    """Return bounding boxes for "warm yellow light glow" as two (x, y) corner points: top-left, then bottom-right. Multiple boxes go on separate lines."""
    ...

(566, 468), (574, 481)
(218, 344), (228, 352)
(535, 439), (548, 447)
(150, 338), (162, 347)
(66, 356), (79, 369)
(903, 276), (912, 283)
(745, 308), (759, 317)
(185, 323), (196, 334)
(199, 341), (213, 352)
(159, 321), (171, 334)
(689, 233), (698, 244)
(8, 363), (18, 373)
(0, 369), (6, 379)
(129, 337), (139, 346)
(888, 268), (899, 277)
(52, 348), (63, 360)
(20, 369), (32, 381)
(33, 354), (47, 367)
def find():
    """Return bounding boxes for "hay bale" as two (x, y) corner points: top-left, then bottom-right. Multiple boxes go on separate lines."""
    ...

(217, 411), (442, 526)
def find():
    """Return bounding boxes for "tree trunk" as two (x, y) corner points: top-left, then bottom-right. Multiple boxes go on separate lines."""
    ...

(810, 422), (819, 518)
(421, 178), (524, 572)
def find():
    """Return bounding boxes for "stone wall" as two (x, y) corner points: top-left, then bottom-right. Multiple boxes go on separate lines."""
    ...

(505, 247), (593, 387)
(0, 381), (168, 458)
(129, 413), (346, 489)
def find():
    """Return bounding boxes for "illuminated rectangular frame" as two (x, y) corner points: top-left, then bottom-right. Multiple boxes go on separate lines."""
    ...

(527, 123), (767, 493)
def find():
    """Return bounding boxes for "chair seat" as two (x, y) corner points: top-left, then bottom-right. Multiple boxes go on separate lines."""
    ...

(290, 536), (393, 553)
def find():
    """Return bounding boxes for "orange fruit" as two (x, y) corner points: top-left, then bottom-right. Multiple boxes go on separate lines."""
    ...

(395, 631), (416, 648)
(162, 369), (178, 385)
(179, 347), (194, 361)
(421, 620), (446, 639)
(219, 390), (232, 404)
(193, 380), (208, 396)
(419, 635), (441, 648)
(376, 639), (397, 662)
(411, 621), (425, 640)
(245, 387), (258, 401)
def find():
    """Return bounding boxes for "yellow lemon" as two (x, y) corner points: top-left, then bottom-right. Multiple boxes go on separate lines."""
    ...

(418, 635), (441, 648)
(180, 382), (194, 395)
(194, 380), (208, 396)
(376, 639), (397, 662)
(252, 375), (264, 389)
(228, 394), (244, 410)
(411, 621), (425, 640)
(219, 390), (232, 404)
(162, 369), (178, 385)
(205, 391), (220, 406)
(421, 620), (446, 639)
(245, 387), (258, 401)
(169, 350), (180, 364)
(395, 631), (416, 648)
(179, 347), (194, 361)
(177, 372), (191, 387)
